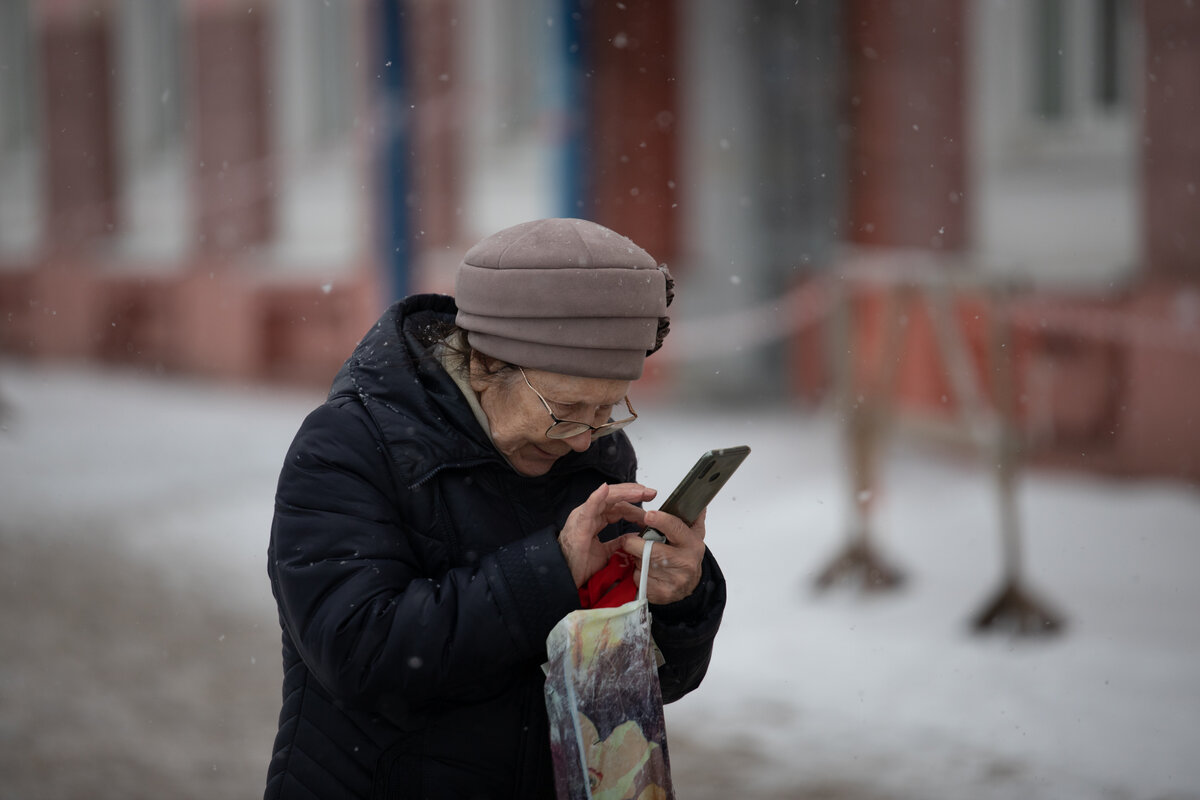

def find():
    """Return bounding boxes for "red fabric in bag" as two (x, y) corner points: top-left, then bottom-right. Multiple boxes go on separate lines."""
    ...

(578, 551), (639, 609)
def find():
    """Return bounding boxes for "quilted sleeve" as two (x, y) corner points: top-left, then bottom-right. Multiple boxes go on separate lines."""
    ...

(649, 549), (726, 703)
(267, 403), (580, 715)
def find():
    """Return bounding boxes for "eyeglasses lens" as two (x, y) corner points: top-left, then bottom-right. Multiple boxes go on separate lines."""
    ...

(545, 415), (634, 440)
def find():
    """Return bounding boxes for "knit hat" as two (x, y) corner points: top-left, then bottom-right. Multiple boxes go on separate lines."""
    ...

(455, 218), (672, 380)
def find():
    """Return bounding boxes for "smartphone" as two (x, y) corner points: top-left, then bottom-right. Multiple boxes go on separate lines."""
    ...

(641, 445), (751, 542)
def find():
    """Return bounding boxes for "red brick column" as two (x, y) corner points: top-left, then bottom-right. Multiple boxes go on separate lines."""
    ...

(844, 0), (967, 251)
(410, 0), (461, 249)
(587, 0), (680, 263)
(38, 2), (119, 249)
(188, 0), (274, 254)
(1142, 0), (1200, 280)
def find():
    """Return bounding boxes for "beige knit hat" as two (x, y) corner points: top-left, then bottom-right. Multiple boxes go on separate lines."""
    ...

(454, 218), (672, 380)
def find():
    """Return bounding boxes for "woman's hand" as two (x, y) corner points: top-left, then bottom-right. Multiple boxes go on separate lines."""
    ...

(560, 483), (657, 588)
(619, 508), (707, 605)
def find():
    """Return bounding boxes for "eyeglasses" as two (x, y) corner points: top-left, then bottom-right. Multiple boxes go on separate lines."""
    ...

(519, 367), (638, 440)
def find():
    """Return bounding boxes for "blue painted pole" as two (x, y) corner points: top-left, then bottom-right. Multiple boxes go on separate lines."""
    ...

(376, 0), (412, 300)
(559, 0), (590, 219)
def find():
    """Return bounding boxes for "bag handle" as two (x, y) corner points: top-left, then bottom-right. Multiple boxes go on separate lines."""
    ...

(638, 539), (653, 603)
(639, 539), (667, 667)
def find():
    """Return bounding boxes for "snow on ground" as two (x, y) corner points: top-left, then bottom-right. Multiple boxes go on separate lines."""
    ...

(1, 361), (1198, 799)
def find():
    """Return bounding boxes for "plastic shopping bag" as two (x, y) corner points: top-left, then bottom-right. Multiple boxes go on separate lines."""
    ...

(544, 541), (674, 800)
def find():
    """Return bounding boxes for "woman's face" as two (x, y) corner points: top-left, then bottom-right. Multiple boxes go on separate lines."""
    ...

(471, 360), (631, 477)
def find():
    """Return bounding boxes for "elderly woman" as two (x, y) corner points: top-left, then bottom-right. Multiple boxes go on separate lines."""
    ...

(264, 218), (725, 799)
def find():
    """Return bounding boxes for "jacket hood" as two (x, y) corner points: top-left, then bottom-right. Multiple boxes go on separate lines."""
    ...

(328, 294), (633, 488)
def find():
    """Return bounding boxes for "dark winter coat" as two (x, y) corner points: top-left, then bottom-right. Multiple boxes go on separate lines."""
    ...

(264, 295), (726, 800)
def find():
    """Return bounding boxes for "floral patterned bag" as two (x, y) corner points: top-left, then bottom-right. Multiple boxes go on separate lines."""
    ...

(544, 541), (674, 800)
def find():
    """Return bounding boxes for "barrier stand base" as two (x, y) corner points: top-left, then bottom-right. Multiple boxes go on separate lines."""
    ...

(813, 540), (905, 593)
(971, 579), (1063, 636)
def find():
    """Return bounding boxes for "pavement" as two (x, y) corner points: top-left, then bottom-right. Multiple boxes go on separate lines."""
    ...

(3, 361), (1199, 800)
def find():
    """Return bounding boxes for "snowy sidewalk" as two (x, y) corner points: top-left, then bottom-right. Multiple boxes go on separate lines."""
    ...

(2, 362), (1198, 799)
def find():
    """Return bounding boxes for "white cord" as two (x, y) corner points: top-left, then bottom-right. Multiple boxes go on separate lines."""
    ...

(638, 539), (653, 603)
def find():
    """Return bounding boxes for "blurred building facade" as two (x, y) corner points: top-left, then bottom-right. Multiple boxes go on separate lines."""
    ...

(0, 0), (1196, 481)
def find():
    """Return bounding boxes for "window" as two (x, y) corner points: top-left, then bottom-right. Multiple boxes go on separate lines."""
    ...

(1030, 0), (1134, 135)
(0, 0), (40, 255)
(459, 0), (567, 235)
(970, 0), (1140, 288)
(114, 0), (189, 261)
(270, 0), (360, 268)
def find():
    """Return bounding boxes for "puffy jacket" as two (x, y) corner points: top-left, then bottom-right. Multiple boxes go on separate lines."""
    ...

(264, 295), (725, 799)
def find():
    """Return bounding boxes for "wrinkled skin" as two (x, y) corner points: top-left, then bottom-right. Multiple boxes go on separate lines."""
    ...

(471, 359), (705, 604)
